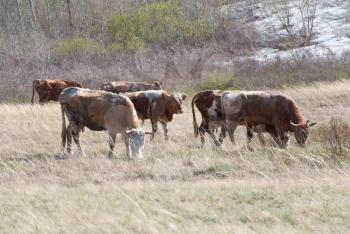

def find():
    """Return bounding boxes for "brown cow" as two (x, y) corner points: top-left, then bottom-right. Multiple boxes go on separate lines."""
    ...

(191, 90), (297, 149)
(126, 90), (186, 140)
(221, 91), (317, 149)
(31, 79), (83, 104)
(60, 87), (146, 159)
(100, 81), (162, 93)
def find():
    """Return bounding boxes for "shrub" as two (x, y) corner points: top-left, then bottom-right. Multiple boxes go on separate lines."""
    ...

(108, 1), (213, 50)
(52, 37), (103, 58)
(201, 72), (236, 90)
(328, 117), (350, 156)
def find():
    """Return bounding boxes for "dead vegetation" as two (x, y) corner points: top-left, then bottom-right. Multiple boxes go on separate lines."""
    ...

(0, 81), (350, 233)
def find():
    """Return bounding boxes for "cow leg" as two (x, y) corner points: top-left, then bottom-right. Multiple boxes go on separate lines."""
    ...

(66, 123), (73, 155)
(275, 128), (288, 149)
(151, 121), (158, 141)
(107, 133), (116, 159)
(39, 97), (45, 105)
(257, 132), (266, 146)
(161, 122), (168, 140)
(72, 128), (86, 157)
(205, 123), (221, 146)
(207, 130), (221, 146)
(246, 125), (255, 151)
(270, 132), (280, 148)
(218, 126), (226, 145)
(225, 122), (238, 145)
(199, 121), (207, 146)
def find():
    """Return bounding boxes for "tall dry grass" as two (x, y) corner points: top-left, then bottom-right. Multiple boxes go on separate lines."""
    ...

(0, 81), (350, 233)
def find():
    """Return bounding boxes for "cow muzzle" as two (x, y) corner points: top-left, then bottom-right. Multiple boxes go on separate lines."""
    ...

(127, 128), (145, 159)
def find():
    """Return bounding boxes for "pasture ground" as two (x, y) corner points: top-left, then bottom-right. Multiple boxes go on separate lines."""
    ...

(0, 81), (350, 233)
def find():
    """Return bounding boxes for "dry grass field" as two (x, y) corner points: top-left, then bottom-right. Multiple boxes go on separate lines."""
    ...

(0, 80), (350, 233)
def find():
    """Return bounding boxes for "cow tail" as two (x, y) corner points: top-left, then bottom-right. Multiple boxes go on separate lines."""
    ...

(61, 104), (67, 149)
(192, 94), (199, 138)
(31, 81), (35, 104)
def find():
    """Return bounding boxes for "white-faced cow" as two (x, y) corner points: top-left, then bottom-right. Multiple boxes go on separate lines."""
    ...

(100, 81), (162, 93)
(60, 87), (146, 159)
(31, 79), (83, 104)
(221, 91), (317, 149)
(126, 90), (186, 140)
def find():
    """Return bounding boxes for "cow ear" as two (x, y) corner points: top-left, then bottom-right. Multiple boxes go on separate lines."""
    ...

(181, 93), (187, 100)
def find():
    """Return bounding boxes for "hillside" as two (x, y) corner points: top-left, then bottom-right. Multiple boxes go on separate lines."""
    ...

(0, 0), (349, 102)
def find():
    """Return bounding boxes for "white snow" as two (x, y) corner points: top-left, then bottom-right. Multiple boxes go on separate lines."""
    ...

(220, 0), (350, 63)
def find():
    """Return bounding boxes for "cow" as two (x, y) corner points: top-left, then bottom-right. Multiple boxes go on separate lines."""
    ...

(221, 91), (317, 149)
(100, 81), (162, 93)
(60, 87), (147, 159)
(126, 90), (186, 140)
(31, 79), (83, 104)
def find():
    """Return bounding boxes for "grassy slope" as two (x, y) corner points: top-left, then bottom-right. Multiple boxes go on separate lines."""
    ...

(0, 80), (350, 233)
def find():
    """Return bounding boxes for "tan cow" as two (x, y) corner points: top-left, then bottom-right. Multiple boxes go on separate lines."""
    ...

(100, 81), (162, 93)
(60, 87), (146, 159)
(126, 90), (186, 140)
(31, 79), (83, 104)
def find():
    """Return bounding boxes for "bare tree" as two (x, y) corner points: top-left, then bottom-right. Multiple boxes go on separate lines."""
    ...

(272, 0), (296, 40)
(15, 0), (24, 31)
(64, 0), (73, 34)
(28, 0), (37, 25)
(297, 0), (318, 46)
(268, 0), (318, 48)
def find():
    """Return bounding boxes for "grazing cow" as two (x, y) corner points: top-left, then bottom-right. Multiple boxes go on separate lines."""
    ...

(100, 81), (162, 93)
(60, 87), (146, 159)
(221, 91), (317, 149)
(31, 79), (83, 104)
(126, 90), (186, 140)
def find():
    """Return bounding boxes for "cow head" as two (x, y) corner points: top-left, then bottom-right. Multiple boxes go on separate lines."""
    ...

(154, 82), (163, 90)
(290, 120), (317, 147)
(35, 79), (52, 90)
(126, 128), (145, 159)
(169, 93), (186, 114)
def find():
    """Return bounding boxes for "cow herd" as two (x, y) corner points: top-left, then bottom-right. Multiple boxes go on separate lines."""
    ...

(31, 79), (317, 159)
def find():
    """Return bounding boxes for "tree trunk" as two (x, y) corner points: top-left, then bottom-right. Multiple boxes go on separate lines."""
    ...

(15, 0), (24, 31)
(29, 0), (37, 25)
(44, 0), (52, 38)
(0, 2), (9, 36)
(164, 53), (183, 83)
(64, 0), (73, 34)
